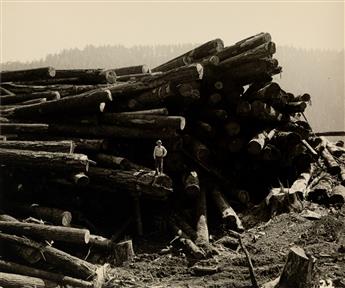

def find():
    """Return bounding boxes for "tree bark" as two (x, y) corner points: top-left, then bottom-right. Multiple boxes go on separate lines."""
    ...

(5, 89), (112, 119)
(0, 91), (60, 105)
(54, 69), (117, 84)
(0, 148), (89, 172)
(0, 232), (96, 279)
(88, 166), (173, 199)
(0, 67), (56, 82)
(0, 214), (41, 264)
(114, 65), (150, 76)
(100, 114), (186, 130)
(0, 140), (75, 153)
(0, 260), (93, 288)
(212, 187), (244, 231)
(0, 221), (90, 244)
(0, 123), (49, 134)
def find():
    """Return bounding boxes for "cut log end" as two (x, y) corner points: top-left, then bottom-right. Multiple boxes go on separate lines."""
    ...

(61, 212), (73, 227)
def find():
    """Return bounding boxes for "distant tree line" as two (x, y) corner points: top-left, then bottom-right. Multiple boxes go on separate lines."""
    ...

(1, 44), (344, 132)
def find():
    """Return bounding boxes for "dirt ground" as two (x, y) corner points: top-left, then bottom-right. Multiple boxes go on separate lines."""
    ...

(100, 202), (345, 288)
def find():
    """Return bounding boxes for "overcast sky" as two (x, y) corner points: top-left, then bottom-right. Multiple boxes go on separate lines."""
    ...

(1, 1), (344, 63)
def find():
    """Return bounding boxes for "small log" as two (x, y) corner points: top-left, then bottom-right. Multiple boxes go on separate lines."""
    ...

(113, 240), (135, 265)
(0, 86), (15, 96)
(0, 214), (41, 264)
(100, 114), (186, 130)
(115, 72), (161, 82)
(152, 55), (192, 73)
(114, 65), (150, 76)
(0, 140), (74, 153)
(284, 101), (307, 113)
(329, 185), (345, 204)
(0, 272), (60, 288)
(0, 221), (90, 244)
(72, 172), (89, 186)
(307, 174), (333, 203)
(212, 187), (244, 231)
(277, 246), (315, 288)
(220, 42), (276, 68)
(195, 185), (209, 246)
(320, 146), (341, 175)
(0, 123), (48, 134)
(118, 108), (168, 115)
(0, 260), (93, 288)
(0, 91), (60, 105)
(6, 89), (112, 118)
(55, 69), (117, 84)
(0, 67), (56, 82)
(88, 167), (173, 199)
(0, 232), (96, 279)
(291, 93), (311, 102)
(49, 124), (178, 139)
(92, 153), (131, 169)
(247, 129), (276, 155)
(216, 32), (271, 61)
(183, 171), (200, 197)
(7, 203), (72, 226)
(289, 170), (312, 199)
(0, 148), (89, 172)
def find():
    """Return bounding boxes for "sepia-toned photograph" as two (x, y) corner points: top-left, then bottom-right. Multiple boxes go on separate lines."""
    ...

(0, 0), (344, 287)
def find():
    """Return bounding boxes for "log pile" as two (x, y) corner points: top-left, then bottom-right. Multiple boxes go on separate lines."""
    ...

(1, 32), (344, 286)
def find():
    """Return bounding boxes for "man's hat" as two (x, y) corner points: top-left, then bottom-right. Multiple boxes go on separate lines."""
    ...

(156, 140), (162, 144)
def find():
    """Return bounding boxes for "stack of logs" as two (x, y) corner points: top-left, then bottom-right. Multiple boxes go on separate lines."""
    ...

(0, 32), (345, 287)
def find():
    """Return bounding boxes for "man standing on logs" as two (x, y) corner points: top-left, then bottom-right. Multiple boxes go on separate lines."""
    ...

(153, 140), (167, 175)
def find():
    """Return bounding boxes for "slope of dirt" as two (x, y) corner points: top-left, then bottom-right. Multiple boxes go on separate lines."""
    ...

(103, 203), (345, 288)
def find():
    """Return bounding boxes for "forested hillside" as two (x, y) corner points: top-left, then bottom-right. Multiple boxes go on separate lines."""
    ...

(1, 44), (344, 132)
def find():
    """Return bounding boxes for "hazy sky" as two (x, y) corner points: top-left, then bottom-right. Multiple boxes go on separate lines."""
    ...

(1, 1), (344, 63)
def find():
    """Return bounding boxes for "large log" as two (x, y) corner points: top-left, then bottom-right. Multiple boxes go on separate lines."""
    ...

(49, 124), (178, 139)
(92, 153), (132, 170)
(114, 65), (150, 76)
(216, 32), (271, 61)
(0, 123), (49, 134)
(0, 221), (90, 244)
(183, 171), (200, 197)
(0, 272), (61, 288)
(219, 42), (276, 68)
(54, 69), (117, 84)
(101, 114), (186, 130)
(117, 108), (168, 116)
(88, 166), (173, 199)
(0, 260), (93, 288)
(0, 214), (41, 264)
(307, 174), (333, 203)
(0, 67), (56, 82)
(212, 187), (244, 231)
(183, 135), (210, 164)
(7, 202), (72, 226)
(0, 232), (96, 279)
(0, 140), (75, 153)
(0, 148), (89, 172)
(0, 91), (60, 105)
(195, 185), (209, 247)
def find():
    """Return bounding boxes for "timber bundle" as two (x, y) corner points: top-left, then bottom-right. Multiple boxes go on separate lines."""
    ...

(0, 32), (345, 287)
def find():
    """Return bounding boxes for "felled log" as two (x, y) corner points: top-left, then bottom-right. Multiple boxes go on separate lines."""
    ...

(307, 174), (333, 203)
(0, 91), (60, 105)
(169, 218), (205, 259)
(0, 67), (56, 82)
(243, 82), (281, 101)
(247, 129), (276, 155)
(183, 171), (200, 197)
(195, 185), (209, 246)
(0, 149), (89, 172)
(0, 140), (74, 153)
(0, 221), (90, 244)
(289, 169), (312, 199)
(72, 172), (90, 186)
(193, 121), (216, 140)
(152, 39), (223, 72)
(276, 246), (315, 288)
(266, 187), (303, 216)
(5, 89), (112, 118)
(70, 138), (106, 152)
(0, 123), (49, 134)
(212, 187), (244, 231)
(88, 167), (173, 199)
(220, 42), (276, 68)
(0, 86), (15, 96)
(0, 232), (96, 279)
(183, 135), (210, 163)
(283, 101), (307, 113)
(49, 124), (178, 139)
(320, 146), (341, 175)
(92, 153), (132, 170)
(216, 32), (271, 61)
(54, 69), (117, 84)
(7, 203), (72, 226)
(0, 272), (61, 288)
(329, 185), (345, 204)
(0, 214), (41, 264)
(118, 108), (168, 116)
(0, 117), (9, 123)
(101, 114), (186, 130)
(224, 120), (241, 137)
(0, 260), (93, 288)
(114, 65), (150, 76)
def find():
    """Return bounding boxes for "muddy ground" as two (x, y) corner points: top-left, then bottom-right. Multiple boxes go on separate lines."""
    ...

(99, 203), (345, 288)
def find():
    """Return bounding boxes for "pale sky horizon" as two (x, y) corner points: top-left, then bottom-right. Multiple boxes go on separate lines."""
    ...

(1, 1), (344, 63)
